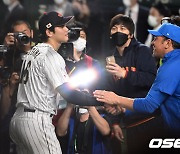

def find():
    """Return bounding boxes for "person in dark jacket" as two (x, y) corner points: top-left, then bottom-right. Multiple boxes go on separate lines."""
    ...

(107, 14), (157, 98)
(103, 14), (161, 154)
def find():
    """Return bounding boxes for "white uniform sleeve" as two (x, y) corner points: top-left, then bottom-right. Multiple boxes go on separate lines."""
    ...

(44, 50), (69, 89)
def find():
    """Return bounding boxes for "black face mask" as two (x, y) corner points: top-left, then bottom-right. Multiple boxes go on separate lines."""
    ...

(110, 32), (128, 47)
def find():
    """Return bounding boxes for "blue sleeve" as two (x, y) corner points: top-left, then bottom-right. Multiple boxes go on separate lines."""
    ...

(133, 87), (168, 114)
(124, 109), (151, 117)
(156, 62), (180, 95)
(125, 109), (134, 116)
(133, 60), (179, 114)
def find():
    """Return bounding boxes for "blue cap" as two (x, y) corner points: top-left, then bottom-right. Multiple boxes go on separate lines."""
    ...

(148, 23), (180, 43)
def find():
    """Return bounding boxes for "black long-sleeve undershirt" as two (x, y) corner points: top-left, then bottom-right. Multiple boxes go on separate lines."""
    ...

(57, 83), (103, 106)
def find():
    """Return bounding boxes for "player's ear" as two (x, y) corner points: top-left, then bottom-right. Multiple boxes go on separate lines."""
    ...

(46, 29), (53, 38)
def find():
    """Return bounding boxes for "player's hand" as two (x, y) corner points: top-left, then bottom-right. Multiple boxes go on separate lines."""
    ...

(106, 62), (126, 79)
(104, 104), (125, 115)
(93, 90), (119, 105)
(104, 104), (117, 114)
(112, 124), (124, 142)
(67, 103), (74, 109)
(87, 106), (96, 111)
(4, 33), (15, 47)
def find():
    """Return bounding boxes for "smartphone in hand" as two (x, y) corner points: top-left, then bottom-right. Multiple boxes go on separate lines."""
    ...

(106, 55), (116, 64)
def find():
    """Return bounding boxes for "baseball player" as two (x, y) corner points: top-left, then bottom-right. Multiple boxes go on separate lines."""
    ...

(9, 11), (102, 154)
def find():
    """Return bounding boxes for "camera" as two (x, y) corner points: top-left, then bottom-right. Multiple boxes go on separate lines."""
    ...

(58, 27), (82, 59)
(0, 66), (11, 85)
(0, 45), (8, 53)
(58, 42), (74, 59)
(68, 27), (81, 42)
(14, 32), (30, 45)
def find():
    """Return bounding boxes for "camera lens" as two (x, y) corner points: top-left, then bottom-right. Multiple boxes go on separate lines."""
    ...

(14, 33), (30, 45)
(19, 35), (30, 45)
(68, 28), (81, 42)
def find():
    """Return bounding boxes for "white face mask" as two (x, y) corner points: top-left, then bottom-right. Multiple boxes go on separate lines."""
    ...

(54, 0), (64, 5)
(79, 108), (88, 114)
(122, 0), (131, 7)
(73, 37), (86, 52)
(148, 15), (158, 28)
(3, 0), (12, 6)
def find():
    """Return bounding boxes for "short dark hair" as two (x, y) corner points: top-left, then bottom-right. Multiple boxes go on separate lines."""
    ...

(11, 20), (32, 32)
(152, 1), (171, 17)
(39, 27), (55, 42)
(172, 40), (180, 49)
(163, 36), (180, 49)
(110, 14), (135, 35)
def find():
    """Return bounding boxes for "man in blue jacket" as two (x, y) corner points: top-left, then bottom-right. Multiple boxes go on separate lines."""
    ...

(94, 23), (180, 137)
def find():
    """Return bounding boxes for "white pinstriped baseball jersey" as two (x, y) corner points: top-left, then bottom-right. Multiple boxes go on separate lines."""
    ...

(17, 43), (69, 114)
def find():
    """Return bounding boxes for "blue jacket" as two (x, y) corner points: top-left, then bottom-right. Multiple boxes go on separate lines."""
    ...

(133, 49), (180, 133)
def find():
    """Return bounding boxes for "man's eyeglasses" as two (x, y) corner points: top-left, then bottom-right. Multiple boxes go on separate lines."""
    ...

(161, 16), (180, 26)
(161, 17), (171, 25)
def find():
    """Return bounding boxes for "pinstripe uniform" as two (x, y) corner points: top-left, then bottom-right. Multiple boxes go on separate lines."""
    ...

(10, 43), (69, 154)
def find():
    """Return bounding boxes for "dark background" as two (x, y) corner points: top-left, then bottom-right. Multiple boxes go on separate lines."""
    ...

(0, 0), (179, 61)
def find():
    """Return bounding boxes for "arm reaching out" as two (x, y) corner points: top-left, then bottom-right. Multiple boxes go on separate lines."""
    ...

(93, 90), (134, 111)
(57, 83), (103, 106)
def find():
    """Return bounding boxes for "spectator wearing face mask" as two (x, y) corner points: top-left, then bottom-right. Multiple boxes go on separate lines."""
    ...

(71, 25), (104, 90)
(55, 24), (112, 154)
(103, 14), (159, 154)
(145, 1), (171, 47)
(116, 0), (150, 43)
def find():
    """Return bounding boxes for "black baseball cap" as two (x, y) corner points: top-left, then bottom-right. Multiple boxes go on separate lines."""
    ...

(38, 11), (74, 34)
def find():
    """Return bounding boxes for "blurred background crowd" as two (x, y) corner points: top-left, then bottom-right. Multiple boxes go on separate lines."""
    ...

(0, 0), (179, 60)
(0, 0), (180, 154)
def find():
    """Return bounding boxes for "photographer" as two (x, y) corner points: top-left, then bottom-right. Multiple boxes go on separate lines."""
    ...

(0, 0), (27, 44)
(4, 20), (33, 72)
(56, 24), (112, 154)
(0, 20), (34, 154)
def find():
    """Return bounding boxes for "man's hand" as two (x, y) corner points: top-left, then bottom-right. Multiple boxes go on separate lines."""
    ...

(106, 62), (127, 79)
(104, 104), (125, 115)
(4, 33), (15, 47)
(112, 124), (124, 142)
(93, 90), (119, 105)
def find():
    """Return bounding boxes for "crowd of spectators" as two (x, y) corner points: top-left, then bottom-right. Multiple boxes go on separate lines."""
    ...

(0, 0), (180, 154)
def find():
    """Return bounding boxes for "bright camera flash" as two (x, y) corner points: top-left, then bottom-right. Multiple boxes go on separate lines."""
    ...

(69, 68), (97, 88)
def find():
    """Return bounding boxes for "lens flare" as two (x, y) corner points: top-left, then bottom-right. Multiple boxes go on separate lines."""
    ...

(69, 68), (97, 88)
